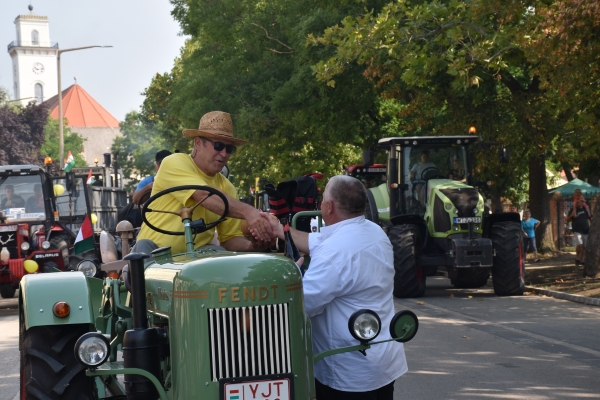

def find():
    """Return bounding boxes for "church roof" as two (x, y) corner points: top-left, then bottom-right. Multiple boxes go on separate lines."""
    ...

(44, 84), (120, 128)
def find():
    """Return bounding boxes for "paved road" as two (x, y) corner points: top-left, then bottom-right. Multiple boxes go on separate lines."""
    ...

(395, 276), (600, 399)
(2, 278), (600, 400)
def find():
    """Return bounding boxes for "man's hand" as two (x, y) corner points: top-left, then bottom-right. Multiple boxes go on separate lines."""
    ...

(245, 210), (276, 242)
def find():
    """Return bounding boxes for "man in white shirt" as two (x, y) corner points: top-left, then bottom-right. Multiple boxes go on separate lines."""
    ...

(259, 175), (407, 399)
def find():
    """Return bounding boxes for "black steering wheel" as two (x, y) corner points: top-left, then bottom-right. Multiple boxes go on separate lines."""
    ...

(141, 185), (228, 236)
(420, 167), (445, 180)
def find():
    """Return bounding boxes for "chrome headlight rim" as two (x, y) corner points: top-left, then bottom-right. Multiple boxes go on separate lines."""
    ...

(77, 259), (98, 277)
(41, 240), (51, 250)
(20, 241), (30, 251)
(348, 309), (381, 343)
(74, 332), (110, 367)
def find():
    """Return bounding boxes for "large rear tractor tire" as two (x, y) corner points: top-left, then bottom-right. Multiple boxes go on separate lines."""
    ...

(389, 224), (426, 298)
(0, 283), (16, 298)
(491, 221), (525, 296)
(452, 268), (490, 289)
(20, 323), (93, 400)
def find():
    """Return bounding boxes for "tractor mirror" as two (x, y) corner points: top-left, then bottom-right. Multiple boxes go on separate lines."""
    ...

(498, 146), (510, 163)
(362, 150), (374, 167)
(65, 171), (76, 193)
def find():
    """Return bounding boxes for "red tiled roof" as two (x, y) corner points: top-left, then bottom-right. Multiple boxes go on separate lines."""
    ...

(44, 84), (120, 128)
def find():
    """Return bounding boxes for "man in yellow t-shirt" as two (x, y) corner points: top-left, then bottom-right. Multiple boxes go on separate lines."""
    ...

(134, 111), (274, 255)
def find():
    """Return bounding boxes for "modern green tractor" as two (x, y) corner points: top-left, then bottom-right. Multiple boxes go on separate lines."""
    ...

(18, 185), (418, 399)
(365, 135), (524, 298)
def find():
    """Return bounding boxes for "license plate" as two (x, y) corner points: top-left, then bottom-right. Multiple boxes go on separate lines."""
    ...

(222, 377), (291, 400)
(0, 225), (17, 232)
(453, 217), (481, 224)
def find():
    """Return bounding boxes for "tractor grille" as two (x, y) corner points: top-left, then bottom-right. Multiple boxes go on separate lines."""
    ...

(433, 195), (451, 233)
(208, 304), (291, 381)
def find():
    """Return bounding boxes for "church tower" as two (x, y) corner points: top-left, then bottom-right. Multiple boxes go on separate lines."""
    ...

(7, 5), (58, 105)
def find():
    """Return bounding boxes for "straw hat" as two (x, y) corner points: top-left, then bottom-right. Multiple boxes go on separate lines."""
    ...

(182, 111), (246, 145)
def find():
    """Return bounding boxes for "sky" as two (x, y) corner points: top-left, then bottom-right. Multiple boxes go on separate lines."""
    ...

(0, 0), (187, 122)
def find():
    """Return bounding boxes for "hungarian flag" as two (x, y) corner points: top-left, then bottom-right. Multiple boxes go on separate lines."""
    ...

(74, 215), (94, 254)
(64, 151), (75, 172)
(86, 169), (93, 185)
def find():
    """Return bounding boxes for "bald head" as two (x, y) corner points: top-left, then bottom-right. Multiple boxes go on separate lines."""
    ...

(326, 175), (367, 218)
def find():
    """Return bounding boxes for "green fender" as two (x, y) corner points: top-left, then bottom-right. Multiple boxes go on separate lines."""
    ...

(368, 183), (390, 221)
(20, 272), (103, 330)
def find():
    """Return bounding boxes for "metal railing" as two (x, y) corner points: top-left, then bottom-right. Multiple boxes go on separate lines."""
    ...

(7, 41), (59, 51)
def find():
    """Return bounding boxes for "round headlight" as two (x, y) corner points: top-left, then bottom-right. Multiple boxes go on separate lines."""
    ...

(41, 241), (51, 250)
(454, 209), (459, 214)
(444, 203), (453, 211)
(453, 225), (459, 231)
(74, 332), (110, 367)
(77, 260), (97, 277)
(20, 241), (30, 251)
(348, 309), (381, 342)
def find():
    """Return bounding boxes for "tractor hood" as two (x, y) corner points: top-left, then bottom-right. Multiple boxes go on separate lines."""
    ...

(426, 179), (484, 237)
(143, 250), (303, 314)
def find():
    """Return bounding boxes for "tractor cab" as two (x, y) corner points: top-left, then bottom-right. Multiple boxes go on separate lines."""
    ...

(378, 136), (476, 218)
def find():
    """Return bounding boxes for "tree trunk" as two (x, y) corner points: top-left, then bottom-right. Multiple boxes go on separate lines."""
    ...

(584, 199), (600, 277)
(528, 154), (555, 252)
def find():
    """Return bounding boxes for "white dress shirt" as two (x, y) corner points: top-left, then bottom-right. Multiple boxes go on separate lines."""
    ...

(305, 216), (408, 392)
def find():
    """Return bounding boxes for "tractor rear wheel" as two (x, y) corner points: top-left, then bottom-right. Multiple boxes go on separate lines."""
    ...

(491, 221), (525, 296)
(20, 323), (93, 399)
(0, 283), (16, 298)
(389, 224), (426, 298)
(453, 268), (490, 288)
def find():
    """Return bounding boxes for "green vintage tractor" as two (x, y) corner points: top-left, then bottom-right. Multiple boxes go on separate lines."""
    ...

(18, 185), (418, 399)
(365, 135), (524, 298)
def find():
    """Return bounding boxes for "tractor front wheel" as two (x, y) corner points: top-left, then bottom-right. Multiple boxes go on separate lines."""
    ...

(389, 224), (426, 298)
(0, 283), (16, 298)
(491, 221), (525, 296)
(20, 323), (93, 399)
(49, 236), (70, 271)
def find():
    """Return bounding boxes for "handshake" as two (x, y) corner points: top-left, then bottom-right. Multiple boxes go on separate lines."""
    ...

(241, 212), (283, 248)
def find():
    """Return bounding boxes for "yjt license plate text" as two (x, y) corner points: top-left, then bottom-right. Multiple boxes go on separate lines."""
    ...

(453, 217), (482, 224)
(224, 378), (291, 400)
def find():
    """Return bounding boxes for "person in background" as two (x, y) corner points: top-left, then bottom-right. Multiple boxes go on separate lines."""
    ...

(258, 175), (407, 399)
(521, 210), (540, 263)
(566, 197), (592, 270)
(449, 159), (465, 181)
(25, 184), (44, 213)
(133, 150), (172, 205)
(1, 185), (25, 209)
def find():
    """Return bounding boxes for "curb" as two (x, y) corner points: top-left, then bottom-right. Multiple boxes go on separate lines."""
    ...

(524, 285), (600, 307)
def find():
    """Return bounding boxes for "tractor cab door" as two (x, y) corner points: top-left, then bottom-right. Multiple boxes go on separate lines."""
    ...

(52, 174), (92, 228)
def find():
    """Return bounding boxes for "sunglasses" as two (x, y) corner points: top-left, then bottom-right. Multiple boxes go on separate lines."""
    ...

(203, 138), (237, 154)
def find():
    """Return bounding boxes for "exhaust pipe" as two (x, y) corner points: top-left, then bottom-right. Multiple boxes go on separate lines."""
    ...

(122, 252), (161, 399)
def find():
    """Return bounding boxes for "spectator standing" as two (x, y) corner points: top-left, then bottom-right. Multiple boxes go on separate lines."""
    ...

(1, 185), (25, 209)
(521, 210), (540, 263)
(132, 150), (172, 205)
(566, 197), (592, 269)
(259, 175), (407, 399)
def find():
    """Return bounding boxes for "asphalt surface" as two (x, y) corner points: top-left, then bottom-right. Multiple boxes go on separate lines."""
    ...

(2, 277), (600, 400)
(395, 276), (600, 399)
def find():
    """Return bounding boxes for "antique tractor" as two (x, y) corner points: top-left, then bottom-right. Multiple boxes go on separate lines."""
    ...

(365, 135), (524, 298)
(19, 185), (418, 399)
